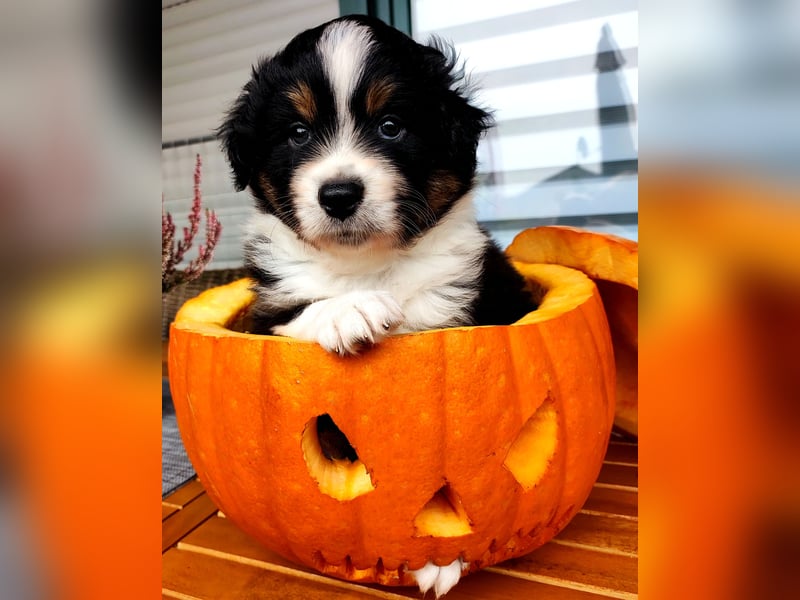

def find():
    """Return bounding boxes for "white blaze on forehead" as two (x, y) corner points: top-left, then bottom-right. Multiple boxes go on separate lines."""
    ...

(296, 21), (399, 249)
(317, 20), (373, 127)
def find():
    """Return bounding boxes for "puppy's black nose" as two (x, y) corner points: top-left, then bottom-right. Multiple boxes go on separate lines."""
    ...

(318, 180), (364, 221)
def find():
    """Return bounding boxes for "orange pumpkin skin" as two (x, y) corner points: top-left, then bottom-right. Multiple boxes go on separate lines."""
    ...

(507, 226), (639, 436)
(168, 263), (615, 586)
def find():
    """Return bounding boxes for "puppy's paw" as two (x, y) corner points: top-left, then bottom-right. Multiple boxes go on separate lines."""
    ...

(273, 291), (404, 355)
(408, 558), (467, 598)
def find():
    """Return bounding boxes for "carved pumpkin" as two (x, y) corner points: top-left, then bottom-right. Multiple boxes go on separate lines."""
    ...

(507, 226), (639, 436)
(168, 262), (615, 586)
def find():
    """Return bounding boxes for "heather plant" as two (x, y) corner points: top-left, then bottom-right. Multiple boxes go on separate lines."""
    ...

(162, 154), (222, 293)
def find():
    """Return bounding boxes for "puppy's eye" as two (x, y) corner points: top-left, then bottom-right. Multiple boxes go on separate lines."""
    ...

(289, 123), (311, 146)
(378, 117), (403, 140)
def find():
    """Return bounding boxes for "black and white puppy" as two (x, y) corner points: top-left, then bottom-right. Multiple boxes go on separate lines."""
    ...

(219, 15), (535, 357)
(219, 15), (536, 596)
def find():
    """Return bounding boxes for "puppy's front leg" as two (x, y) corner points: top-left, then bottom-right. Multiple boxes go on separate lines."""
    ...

(273, 291), (404, 355)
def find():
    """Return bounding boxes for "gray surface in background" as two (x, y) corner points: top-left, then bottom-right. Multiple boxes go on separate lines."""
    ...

(162, 378), (195, 497)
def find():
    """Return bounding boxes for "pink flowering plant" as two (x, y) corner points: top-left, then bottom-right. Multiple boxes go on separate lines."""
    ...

(162, 154), (222, 293)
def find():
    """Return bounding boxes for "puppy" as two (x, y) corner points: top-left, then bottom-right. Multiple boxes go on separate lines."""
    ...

(218, 14), (536, 596)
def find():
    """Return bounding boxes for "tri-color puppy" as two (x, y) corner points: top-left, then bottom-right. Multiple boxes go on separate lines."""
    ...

(218, 14), (536, 596)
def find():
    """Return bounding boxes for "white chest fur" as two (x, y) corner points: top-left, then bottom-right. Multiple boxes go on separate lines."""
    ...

(245, 197), (487, 335)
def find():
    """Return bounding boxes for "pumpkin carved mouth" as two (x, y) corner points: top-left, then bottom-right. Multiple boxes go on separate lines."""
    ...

(301, 414), (376, 501)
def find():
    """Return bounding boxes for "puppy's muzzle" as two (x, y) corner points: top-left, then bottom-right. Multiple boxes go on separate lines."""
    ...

(318, 179), (364, 221)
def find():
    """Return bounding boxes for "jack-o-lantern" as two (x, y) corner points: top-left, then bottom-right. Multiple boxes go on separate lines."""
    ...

(168, 261), (616, 586)
(507, 226), (638, 436)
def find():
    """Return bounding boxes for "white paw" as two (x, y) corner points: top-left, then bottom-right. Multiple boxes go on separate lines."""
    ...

(273, 291), (404, 355)
(408, 558), (467, 598)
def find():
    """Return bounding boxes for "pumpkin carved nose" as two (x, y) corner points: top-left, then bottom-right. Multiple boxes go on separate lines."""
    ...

(413, 484), (473, 537)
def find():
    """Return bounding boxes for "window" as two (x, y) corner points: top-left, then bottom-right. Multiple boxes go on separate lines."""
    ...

(412, 0), (638, 247)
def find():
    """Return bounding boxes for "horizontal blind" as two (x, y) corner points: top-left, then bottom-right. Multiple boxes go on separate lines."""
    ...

(162, 0), (339, 269)
(412, 0), (638, 249)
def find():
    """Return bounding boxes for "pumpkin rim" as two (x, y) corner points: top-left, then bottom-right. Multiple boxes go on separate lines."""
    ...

(171, 262), (598, 342)
(506, 225), (638, 290)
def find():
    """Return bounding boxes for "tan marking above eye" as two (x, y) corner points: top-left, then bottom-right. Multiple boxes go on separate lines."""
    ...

(287, 82), (317, 122)
(365, 78), (395, 115)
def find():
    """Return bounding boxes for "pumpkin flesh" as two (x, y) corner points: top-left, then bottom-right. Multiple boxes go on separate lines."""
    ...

(168, 263), (615, 585)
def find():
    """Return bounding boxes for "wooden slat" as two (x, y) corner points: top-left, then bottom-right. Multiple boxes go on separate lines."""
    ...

(163, 440), (638, 599)
(169, 545), (620, 600)
(179, 517), (419, 598)
(603, 442), (638, 465)
(163, 479), (205, 508)
(596, 463), (638, 489)
(554, 513), (638, 556)
(493, 540), (637, 596)
(180, 516), (625, 599)
(582, 486), (638, 518)
(446, 568), (621, 599)
(163, 493), (218, 552)
(163, 548), (411, 599)
(179, 516), (321, 576)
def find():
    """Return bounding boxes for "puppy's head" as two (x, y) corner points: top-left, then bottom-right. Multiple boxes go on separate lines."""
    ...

(219, 15), (491, 250)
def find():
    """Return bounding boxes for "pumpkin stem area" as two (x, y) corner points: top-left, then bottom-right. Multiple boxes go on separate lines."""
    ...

(301, 414), (375, 501)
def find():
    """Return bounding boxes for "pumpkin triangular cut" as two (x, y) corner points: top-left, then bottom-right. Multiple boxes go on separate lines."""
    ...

(413, 484), (473, 538)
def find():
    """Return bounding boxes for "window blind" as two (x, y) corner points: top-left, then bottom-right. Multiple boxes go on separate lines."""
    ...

(412, 0), (639, 248)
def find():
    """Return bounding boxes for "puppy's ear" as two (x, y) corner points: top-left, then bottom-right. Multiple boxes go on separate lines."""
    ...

(424, 38), (494, 166)
(217, 65), (264, 191)
(444, 89), (493, 158)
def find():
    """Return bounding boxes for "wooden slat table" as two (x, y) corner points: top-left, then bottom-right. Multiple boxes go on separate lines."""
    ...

(162, 440), (638, 599)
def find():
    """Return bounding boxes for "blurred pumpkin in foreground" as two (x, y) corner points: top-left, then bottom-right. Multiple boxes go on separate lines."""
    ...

(168, 258), (616, 586)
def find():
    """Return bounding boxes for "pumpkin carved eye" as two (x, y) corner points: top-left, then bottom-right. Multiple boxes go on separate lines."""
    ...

(316, 413), (358, 461)
(503, 399), (558, 490)
(301, 414), (375, 501)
